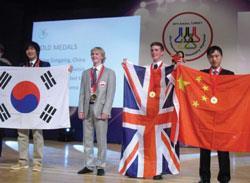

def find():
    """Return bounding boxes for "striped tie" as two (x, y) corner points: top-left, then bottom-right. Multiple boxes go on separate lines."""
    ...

(91, 68), (97, 87)
(213, 70), (219, 75)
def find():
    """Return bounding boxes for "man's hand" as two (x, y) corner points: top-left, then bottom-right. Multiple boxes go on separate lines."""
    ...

(122, 58), (128, 65)
(98, 113), (109, 120)
(68, 65), (73, 73)
(78, 112), (85, 120)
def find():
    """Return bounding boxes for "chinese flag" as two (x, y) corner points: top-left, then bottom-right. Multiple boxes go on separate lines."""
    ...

(174, 65), (250, 152)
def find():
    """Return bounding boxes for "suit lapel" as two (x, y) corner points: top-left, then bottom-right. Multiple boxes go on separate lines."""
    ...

(87, 69), (92, 93)
(96, 68), (107, 95)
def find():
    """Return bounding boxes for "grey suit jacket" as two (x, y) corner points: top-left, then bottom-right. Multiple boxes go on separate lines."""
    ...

(78, 66), (116, 118)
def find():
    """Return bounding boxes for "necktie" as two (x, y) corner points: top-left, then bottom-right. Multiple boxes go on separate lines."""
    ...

(153, 64), (158, 69)
(213, 70), (219, 75)
(92, 68), (97, 87)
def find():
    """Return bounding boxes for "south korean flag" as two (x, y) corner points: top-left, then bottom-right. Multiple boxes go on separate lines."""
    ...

(0, 66), (70, 129)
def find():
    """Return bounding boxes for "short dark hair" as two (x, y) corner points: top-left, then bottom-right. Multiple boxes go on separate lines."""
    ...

(24, 41), (40, 57)
(207, 45), (223, 56)
(176, 50), (184, 58)
(150, 42), (164, 51)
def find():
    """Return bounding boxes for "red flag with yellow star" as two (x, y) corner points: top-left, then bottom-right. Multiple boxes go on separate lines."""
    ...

(174, 65), (250, 152)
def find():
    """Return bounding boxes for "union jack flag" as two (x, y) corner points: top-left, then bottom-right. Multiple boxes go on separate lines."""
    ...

(119, 62), (180, 178)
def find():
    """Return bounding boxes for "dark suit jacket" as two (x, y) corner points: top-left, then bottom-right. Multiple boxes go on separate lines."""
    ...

(39, 60), (50, 67)
(201, 68), (234, 75)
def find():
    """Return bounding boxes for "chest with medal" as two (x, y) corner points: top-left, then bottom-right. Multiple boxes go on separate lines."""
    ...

(89, 66), (105, 103)
(149, 62), (162, 98)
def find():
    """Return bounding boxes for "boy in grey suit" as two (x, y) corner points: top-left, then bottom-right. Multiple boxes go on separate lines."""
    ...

(78, 47), (116, 176)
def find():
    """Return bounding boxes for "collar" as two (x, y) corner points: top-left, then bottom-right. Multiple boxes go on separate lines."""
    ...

(152, 60), (163, 67)
(211, 66), (222, 73)
(209, 66), (222, 75)
(29, 59), (37, 65)
(93, 64), (103, 71)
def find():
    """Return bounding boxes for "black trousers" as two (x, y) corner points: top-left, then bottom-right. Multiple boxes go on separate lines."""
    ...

(0, 128), (3, 157)
(199, 148), (230, 182)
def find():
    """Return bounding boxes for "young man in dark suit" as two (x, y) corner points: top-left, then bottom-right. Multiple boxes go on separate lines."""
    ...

(199, 46), (233, 183)
(11, 41), (50, 172)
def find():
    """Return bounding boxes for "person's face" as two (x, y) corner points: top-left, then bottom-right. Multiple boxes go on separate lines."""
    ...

(207, 50), (222, 68)
(91, 50), (103, 66)
(151, 45), (164, 62)
(177, 52), (184, 62)
(26, 46), (38, 61)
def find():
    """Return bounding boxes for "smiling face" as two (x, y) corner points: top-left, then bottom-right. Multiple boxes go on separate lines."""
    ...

(151, 45), (164, 62)
(26, 46), (38, 61)
(91, 50), (104, 66)
(207, 50), (222, 68)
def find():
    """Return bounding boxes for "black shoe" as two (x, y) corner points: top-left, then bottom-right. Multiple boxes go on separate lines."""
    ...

(97, 168), (105, 176)
(153, 175), (163, 180)
(77, 167), (93, 174)
(198, 180), (210, 183)
(218, 175), (230, 183)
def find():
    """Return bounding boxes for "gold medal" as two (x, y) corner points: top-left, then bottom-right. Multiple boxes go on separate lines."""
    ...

(149, 91), (156, 98)
(91, 94), (97, 100)
(90, 94), (97, 103)
(210, 96), (218, 104)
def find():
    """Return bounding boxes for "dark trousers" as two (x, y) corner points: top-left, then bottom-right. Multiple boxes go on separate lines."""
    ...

(0, 128), (3, 157)
(0, 138), (2, 157)
(199, 148), (230, 182)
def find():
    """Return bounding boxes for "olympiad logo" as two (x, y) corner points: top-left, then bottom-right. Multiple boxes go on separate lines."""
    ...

(39, 29), (48, 39)
(162, 12), (213, 61)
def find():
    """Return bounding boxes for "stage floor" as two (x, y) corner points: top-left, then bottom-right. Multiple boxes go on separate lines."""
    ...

(0, 139), (250, 183)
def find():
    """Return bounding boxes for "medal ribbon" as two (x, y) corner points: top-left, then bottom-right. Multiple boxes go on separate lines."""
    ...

(209, 67), (222, 100)
(29, 59), (40, 67)
(209, 67), (222, 75)
(89, 65), (105, 93)
(149, 62), (163, 95)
